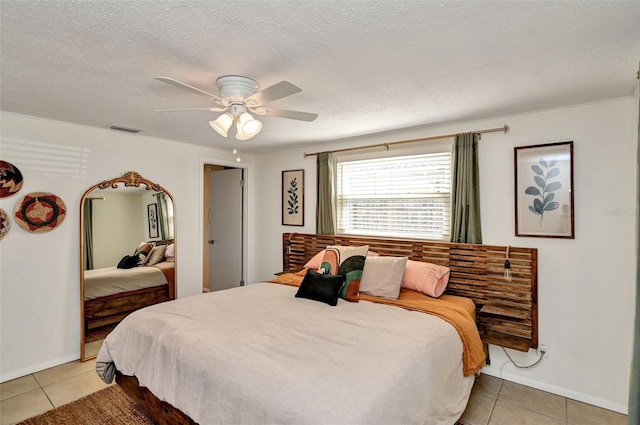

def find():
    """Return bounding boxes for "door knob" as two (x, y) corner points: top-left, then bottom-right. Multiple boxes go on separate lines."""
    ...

(208, 239), (215, 245)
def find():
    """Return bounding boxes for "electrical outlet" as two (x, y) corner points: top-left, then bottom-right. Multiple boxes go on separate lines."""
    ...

(537, 342), (550, 359)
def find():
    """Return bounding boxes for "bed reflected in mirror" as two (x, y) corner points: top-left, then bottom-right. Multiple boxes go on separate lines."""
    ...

(80, 171), (176, 361)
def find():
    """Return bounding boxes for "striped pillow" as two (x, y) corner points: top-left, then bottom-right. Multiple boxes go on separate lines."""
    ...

(319, 245), (369, 302)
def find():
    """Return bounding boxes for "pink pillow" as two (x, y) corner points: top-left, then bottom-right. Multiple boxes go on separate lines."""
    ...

(303, 249), (379, 270)
(303, 249), (326, 270)
(165, 243), (175, 259)
(402, 259), (450, 298)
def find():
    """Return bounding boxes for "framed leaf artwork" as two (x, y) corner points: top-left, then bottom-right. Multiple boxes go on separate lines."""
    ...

(282, 169), (304, 226)
(147, 203), (159, 238)
(514, 141), (574, 238)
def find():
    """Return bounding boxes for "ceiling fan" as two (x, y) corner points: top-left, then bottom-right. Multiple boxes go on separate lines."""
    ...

(154, 75), (318, 140)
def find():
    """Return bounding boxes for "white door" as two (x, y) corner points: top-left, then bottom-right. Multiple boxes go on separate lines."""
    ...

(209, 168), (243, 291)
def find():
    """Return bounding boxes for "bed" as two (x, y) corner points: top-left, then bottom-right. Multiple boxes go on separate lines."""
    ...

(83, 245), (175, 331)
(84, 264), (169, 300)
(96, 234), (537, 425)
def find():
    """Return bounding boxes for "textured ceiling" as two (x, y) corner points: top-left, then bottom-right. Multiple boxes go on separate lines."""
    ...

(1, 1), (639, 153)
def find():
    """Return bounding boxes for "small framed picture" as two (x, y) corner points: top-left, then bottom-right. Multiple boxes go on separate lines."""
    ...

(514, 141), (574, 238)
(147, 203), (159, 238)
(282, 169), (304, 226)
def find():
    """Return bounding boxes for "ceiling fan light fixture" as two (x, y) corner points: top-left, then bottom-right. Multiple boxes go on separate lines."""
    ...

(209, 113), (233, 137)
(235, 112), (262, 140)
(156, 75), (316, 140)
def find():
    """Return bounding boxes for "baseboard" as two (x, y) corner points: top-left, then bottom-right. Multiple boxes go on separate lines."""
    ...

(0, 353), (79, 383)
(481, 366), (628, 415)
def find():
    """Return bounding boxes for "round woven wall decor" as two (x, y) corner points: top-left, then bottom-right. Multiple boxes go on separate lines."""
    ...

(0, 209), (10, 240)
(0, 160), (24, 198)
(14, 192), (67, 233)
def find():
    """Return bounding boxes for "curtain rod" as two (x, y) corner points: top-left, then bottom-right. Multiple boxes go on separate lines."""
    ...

(303, 125), (509, 158)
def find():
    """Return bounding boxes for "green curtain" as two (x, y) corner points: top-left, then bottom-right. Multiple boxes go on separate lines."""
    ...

(83, 200), (94, 270)
(450, 133), (482, 244)
(156, 193), (169, 240)
(630, 72), (640, 425)
(316, 152), (336, 235)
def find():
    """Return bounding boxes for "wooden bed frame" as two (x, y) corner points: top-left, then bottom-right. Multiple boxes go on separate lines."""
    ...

(115, 233), (537, 424)
(116, 372), (196, 425)
(84, 283), (171, 330)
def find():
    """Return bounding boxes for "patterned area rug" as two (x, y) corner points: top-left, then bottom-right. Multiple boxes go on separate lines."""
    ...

(17, 385), (157, 425)
(18, 383), (466, 425)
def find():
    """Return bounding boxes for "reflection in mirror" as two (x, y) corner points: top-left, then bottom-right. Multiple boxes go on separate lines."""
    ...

(80, 172), (176, 361)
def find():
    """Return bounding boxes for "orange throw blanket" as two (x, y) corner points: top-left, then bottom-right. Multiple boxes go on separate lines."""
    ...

(152, 262), (176, 299)
(269, 273), (486, 376)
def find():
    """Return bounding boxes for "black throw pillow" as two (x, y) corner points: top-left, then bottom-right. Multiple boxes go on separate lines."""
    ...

(295, 269), (345, 306)
(117, 255), (139, 269)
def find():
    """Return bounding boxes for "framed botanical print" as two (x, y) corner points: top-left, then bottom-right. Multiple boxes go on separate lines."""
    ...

(514, 141), (574, 238)
(147, 203), (159, 238)
(282, 169), (304, 226)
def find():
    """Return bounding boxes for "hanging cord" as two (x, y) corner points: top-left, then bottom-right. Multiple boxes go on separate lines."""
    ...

(504, 246), (512, 282)
(287, 232), (298, 254)
(502, 347), (545, 369)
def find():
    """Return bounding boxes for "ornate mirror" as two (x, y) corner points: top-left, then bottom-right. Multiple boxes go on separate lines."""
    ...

(80, 172), (176, 361)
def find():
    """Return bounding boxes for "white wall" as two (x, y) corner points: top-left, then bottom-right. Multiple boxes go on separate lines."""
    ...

(252, 97), (637, 413)
(91, 192), (144, 269)
(0, 111), (255, 381)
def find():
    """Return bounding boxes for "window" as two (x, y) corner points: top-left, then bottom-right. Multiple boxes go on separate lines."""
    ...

(165, 196), (175, 239)
(336, 151), (451, 240)
(158, 194), (175, 240)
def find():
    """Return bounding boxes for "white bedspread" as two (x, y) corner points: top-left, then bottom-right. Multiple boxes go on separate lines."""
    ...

(84, 266), (167, 300)
(97, 282), (473, 425)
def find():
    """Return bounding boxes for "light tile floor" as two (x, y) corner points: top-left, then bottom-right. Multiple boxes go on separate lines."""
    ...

(0, 360), (629, 425)
(460, 374), (628, 425)
(0, 359), (111, 425)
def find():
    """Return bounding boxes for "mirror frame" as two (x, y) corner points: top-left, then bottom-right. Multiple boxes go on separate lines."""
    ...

(80, 171), (177, 361)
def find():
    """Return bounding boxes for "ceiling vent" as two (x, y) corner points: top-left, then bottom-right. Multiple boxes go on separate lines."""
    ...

(110, 125), (143, 133)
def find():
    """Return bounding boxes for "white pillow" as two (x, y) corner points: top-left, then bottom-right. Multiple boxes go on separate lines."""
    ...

(146, 245), (167, 266)
(359, 256), (408, 299)
(165, 243), (175, 260)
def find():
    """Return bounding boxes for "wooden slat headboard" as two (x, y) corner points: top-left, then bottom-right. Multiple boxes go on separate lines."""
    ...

(152, 239), (174, 246)
(283, 233), (538, 352)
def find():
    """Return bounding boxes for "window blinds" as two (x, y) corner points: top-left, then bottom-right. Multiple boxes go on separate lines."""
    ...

(336, 152), (451, 240)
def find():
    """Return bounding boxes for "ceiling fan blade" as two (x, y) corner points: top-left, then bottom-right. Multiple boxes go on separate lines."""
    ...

(154, 107), (228, 112)
(154, 77), (228, 106)
(251, 107), (318, 122)
(245, 81), (302, 106)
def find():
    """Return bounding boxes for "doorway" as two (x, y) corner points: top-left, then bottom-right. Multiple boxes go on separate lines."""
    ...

(203, 164), (245, 292)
